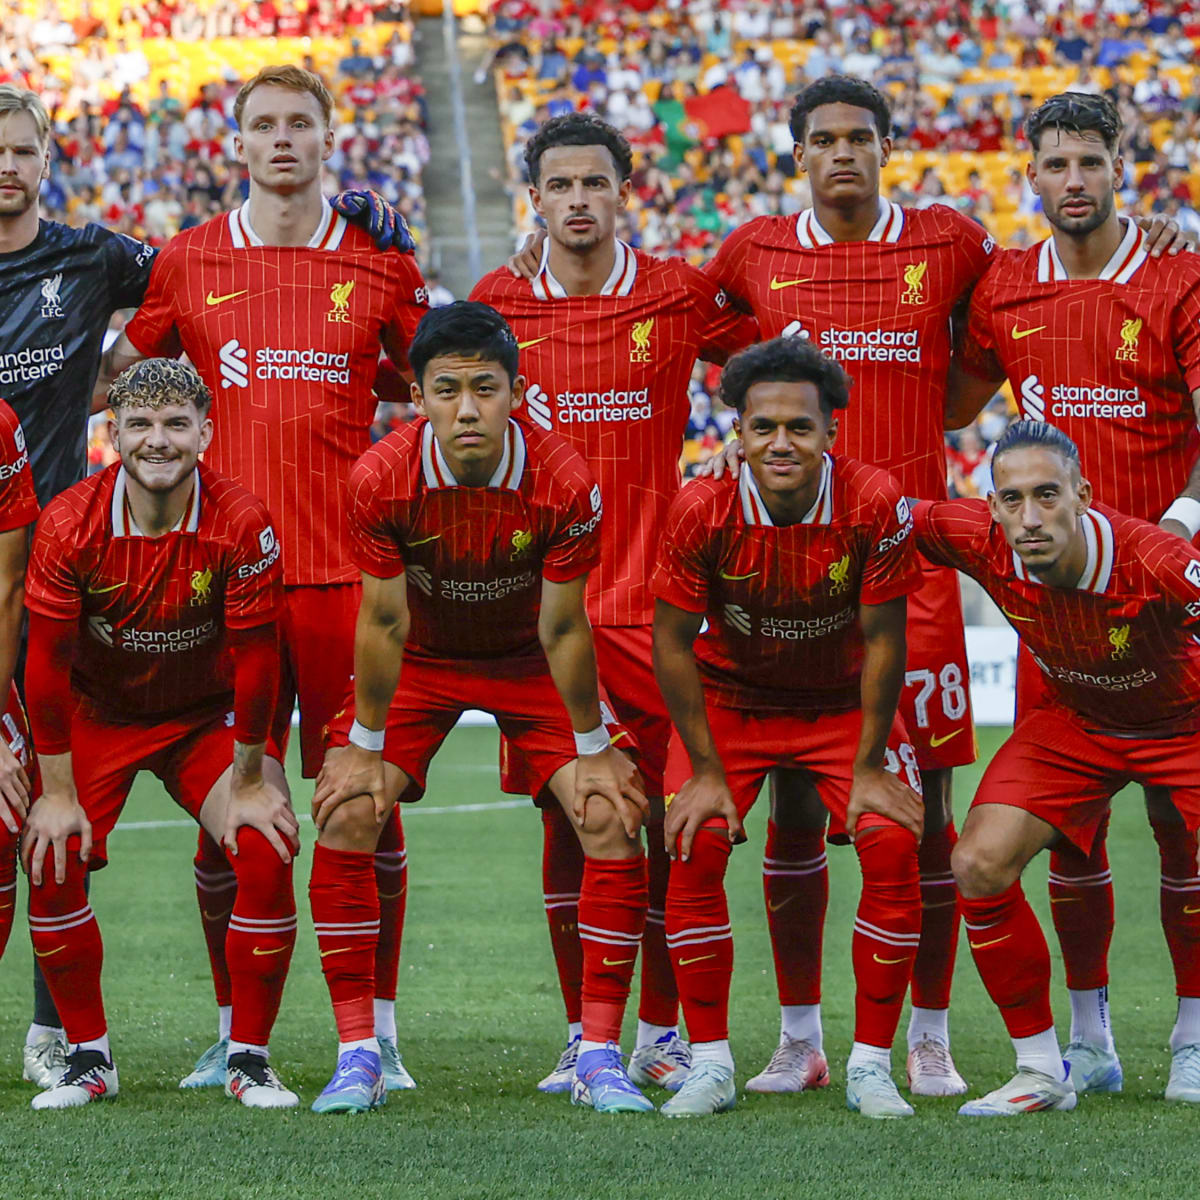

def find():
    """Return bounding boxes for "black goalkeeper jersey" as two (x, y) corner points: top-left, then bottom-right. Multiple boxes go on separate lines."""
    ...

(0, 220), (155, 504)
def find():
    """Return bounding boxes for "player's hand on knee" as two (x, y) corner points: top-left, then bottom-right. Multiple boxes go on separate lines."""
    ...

(846, 764), (924, 842)
(1135, 212), (1197, 256)
(313, 743), (389, 832)
(22, 792), (92, 887)
(225, 775), (299, 864)
(664, 769), (745, 862)
(573, 746), (648, 840)
(692, 437), (744, 481)
(507, 230), (545, 278)
(0, 740), (30, 834)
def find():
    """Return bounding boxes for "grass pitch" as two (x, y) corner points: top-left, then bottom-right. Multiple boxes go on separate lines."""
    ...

(0, 724), (1193, 1200)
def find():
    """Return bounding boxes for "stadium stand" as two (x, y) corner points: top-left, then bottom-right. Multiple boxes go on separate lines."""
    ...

(483, 0), (1200, 483)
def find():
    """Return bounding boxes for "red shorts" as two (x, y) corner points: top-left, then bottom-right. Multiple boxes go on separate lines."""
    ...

(974, 706), (1200, 854)
(901, 556), (977, 772)
(274, 583), (359, 778)
(326, 654), (579, 804)
(500, 624), (667, 800)
(71, 704), (283, 868)
(664, 702), (922, 843)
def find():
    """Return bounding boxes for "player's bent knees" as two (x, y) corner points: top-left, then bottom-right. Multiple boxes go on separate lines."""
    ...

(575, 797), (641, 858)
(951, 835), (1019, 900)
(319, 793), (385, 852)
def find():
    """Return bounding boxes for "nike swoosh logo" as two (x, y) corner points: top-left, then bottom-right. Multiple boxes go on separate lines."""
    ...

(969, 935), (1011, 950)
(679, 953), (717, 966)
(87, 582), (124, 595)
(252, 945), (289, 956)
(767, 896), (794, 913)
(518, 336), (549, 349)
(922, 900), (958, 910)
(34, 945), (65, 958)
(1010, 324), (1046, 341)
(873, 954), (909, 965)
(601, 956), (636, 966)
(201, 907), (233, 921)
(206, 289), (248, 306)
(406, 534), (440, 547)
(1049, 896), (1082, 904)
(769, 276), (812, 291)
(929, 729), (962, 748)
(1185, 905), (1200, 915)
(720, 571), (759, 581)
(320, 946), (356, 958)
(1001, 607), (1035, 624)
(377, 889), (406, 900)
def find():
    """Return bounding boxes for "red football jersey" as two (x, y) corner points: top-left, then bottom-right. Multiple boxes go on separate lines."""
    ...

(0, 398), (39, 532)
(706, 200), (995, 499)
(25, 462), (283, 722)
(470, 241), (757, 626)
(348, 417), (602, 662)
(125, 200), (429, 586)
(651, 453), (922, 714)
(915, 498), (1200, 734)
(960, 219), (1200, 522)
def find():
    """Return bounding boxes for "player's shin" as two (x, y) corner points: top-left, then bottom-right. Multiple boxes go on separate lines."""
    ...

(1151, 817), (1200, 1009)
(541, 803), (584, 1030)
(373, 806), (406, 1017)
(638, 818), (681, 1035)
(310, 842), (379, 1048)
(195, 829), (236, 1025)
(763, 820), (827, 1014)
(910, 821), (959, 1043)
(224, 829), (296, 1052)
(0, 830), (17, 962)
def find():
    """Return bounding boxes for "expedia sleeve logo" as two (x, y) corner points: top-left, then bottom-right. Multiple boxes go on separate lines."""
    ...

(237, 526), (281, 579)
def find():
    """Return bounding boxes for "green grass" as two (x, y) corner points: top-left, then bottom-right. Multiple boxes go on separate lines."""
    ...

(0, 725), (1193, 1199)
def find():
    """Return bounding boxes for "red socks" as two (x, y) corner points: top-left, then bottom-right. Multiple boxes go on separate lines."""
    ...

(310, 842), (378, 1042)
(762, 821), (827, 1006)
(666, 828), (734, 1043)
(224, 829), (296, 1046)
(911, 822), (960, 1011)
(374, 807), (407, 1005)
(540, 804), (584, 1025)
(578, 853), (647, 1044)
(28, 840), (105, 1043)
(639, 819), (680, 1028)
(194, 829), (236, 1009)
(1048, 814), (1113, 990)
(851, 826), (921, 1046)
(963, 880), (1054, 1038)
(0, 828), (16, 963)
(1152, 818), (1200, 998)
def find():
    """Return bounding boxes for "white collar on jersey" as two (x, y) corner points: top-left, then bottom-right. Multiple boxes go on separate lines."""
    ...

(111, 466), (202, 537)
(420, 419), (527, 490)
(739, 452), (833, 527)
(795, 197), (905, 249)
(1037, 217), (1148, 284)
(1011, 507), (1114, 593)
(530, 238), (638, 300)
(227, 197), (349, 251)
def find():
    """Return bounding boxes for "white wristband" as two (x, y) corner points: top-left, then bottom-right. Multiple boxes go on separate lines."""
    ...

(573, 725), (610, 756)
(348, 719), (385, 752)
(1163, 497), (1200, 539)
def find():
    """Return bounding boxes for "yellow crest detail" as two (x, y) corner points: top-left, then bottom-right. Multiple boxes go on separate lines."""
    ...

(1108, 624), (1131, 659)
(1115, 316), (1142, 362)
(630, 318), (654, 363)
(190, 567), (213, 606)
(901, 260), (927, 305)
(510, 529), (532, 559)
(829, 554), (851, 594)
(328, 279), (355, 323)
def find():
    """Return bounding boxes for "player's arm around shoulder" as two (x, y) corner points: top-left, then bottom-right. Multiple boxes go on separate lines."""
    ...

(910, 495), (990, 573)
(946, 263), (1007, 430)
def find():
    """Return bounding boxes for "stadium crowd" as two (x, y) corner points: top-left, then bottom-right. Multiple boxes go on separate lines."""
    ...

(485, 0), (1200, 484)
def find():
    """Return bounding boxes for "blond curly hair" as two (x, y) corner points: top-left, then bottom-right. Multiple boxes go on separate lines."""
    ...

(108, 358), (213, 415)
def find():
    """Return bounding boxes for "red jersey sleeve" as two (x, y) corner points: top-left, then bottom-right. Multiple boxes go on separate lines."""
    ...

(957, 263), (1005, 382)
(25, 503), (83, 622)
(1171, 271), (1200, 395)
(347, 448), (407, 579)
(685, 263), (758, 365)
(951, 207), (998, 284)
(650, 484), (715, 614)
(381, 256), (430, 373)
(860, 483), (922, 605)
(912, 497), (991, 572)
(124, 241), (183, 359)
(0, 401), (39, 533)
(542, 471), (603, 583)
(223, 505), (284, 630)
(702, 220), (756, 314)
(1140, 523), (1200, 633)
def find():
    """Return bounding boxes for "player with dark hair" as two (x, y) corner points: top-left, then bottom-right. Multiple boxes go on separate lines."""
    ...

(96, 65), (429, 1091)
(652, 337), (924, 1117)
(475, 113), (757, 1093)
(915, 421), (1200, 1114)
(22, 359), (298, 1110)
(949, 90), (1200, 1099)
(307, 301), (653, 1115)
